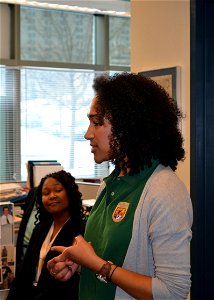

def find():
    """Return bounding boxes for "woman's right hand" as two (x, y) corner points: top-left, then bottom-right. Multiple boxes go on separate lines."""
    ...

(47, 235), (105, 281)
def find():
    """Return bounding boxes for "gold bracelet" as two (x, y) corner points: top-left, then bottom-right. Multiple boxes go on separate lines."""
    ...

(95, 261), (113, 283)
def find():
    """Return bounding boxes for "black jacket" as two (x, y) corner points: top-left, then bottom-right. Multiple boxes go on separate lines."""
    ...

(15, 188), (37, 276)
(8, 216), (84, 300)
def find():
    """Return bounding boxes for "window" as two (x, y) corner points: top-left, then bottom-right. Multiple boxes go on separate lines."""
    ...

(20, 68), (109, 180)
(20, 7), (94, 64)
(0, 4), (130, 183)
(0, 68), (21, 182)
(109, 16), (130, 66)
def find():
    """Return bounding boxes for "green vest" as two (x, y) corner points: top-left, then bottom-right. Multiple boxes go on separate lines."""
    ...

(79, 161), (158, 300)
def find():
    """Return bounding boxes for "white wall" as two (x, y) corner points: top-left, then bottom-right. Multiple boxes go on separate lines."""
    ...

(131, 0), (190, 190)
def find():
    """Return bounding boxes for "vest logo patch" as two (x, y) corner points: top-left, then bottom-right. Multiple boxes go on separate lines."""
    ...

(112, 202), (129, 222)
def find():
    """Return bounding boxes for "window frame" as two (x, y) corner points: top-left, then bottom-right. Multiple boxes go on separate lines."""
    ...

(0, 4), (130, 182)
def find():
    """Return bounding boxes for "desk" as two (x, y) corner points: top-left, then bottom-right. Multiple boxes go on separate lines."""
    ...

(0, 290), (8, 300)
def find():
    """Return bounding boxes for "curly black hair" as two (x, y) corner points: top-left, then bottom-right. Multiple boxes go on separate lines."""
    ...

(34, 170), (83, 226)
(93, 72), (185, 174)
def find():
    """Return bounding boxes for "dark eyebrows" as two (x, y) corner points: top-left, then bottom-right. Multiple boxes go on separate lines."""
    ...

(42, 183), (62, 190)
(87, 113), (103, 119)
(87, 113), (111, 124)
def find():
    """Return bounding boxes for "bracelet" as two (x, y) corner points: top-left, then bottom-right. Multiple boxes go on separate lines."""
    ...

(96, 261), (113, 283)
(109, 265), (118, 282)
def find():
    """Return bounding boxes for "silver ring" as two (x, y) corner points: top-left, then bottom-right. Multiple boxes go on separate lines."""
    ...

(67, 265), (73, 274)
(68, 262), (74, 270)
(50, 269), (57, 276)
(74, 236), (78, 245)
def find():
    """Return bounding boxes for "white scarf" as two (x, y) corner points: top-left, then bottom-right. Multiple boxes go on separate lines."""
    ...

(35, 217), (70, 283)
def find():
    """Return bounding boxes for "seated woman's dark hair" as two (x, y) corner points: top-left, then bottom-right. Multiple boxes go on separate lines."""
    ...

(35, 170), (83, 225)
(93, 72), (185, 174)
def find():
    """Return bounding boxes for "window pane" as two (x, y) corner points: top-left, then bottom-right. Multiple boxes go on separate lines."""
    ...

(109, 16), (130, 66)
(21, 68), (109, 181)
(20, 7), (94, 64)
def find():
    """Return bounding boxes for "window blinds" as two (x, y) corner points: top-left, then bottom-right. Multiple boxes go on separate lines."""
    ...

(0, 66), (110, 182)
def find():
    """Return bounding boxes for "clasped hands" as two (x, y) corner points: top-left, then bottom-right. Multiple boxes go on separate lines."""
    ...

(47, 235), (99, 281)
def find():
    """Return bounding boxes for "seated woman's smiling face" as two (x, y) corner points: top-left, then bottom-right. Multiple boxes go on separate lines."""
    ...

(42, 177), (70, 217)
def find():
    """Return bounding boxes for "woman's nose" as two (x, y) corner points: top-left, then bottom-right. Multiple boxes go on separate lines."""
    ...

(84, 126), (93, 140)
(49, 192), (56, 199)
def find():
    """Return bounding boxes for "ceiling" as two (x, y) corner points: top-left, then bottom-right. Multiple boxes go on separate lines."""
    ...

(0, 0), (130, 15)
(47, 1), (130, 13)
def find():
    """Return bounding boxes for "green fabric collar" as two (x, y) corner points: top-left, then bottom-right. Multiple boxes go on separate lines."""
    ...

(103, 159), (159, 186)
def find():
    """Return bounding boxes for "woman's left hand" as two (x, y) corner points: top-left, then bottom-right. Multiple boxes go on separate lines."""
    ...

(48, 246), (79, 281)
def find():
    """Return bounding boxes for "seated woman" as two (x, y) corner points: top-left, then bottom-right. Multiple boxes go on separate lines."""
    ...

(7, 170), (84, 300)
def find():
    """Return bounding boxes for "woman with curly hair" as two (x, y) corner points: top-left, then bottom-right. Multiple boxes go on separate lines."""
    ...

(7, 170), (84, 300)
(47, 73), (193, 300)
